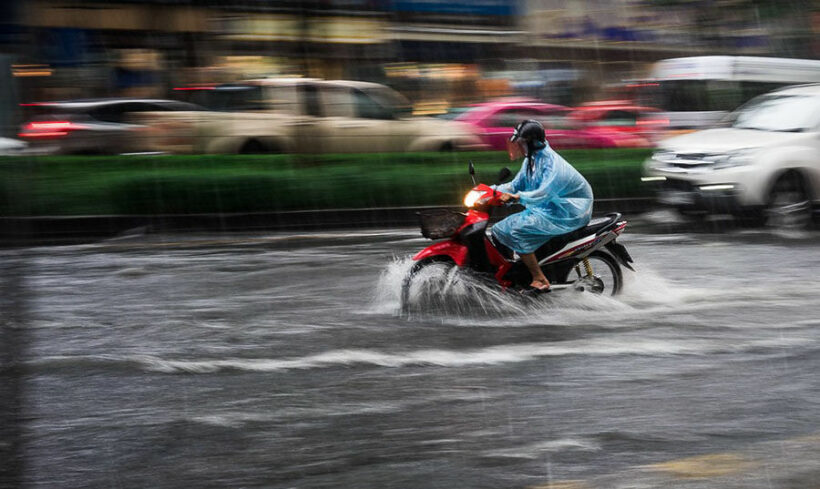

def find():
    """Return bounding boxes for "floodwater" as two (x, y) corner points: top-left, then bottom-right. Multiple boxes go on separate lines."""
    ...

(1, 219), (819, 488)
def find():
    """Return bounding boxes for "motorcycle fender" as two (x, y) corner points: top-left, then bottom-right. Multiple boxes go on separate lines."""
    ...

(605, 241), (635, 271)
(413, 241), (469, 266)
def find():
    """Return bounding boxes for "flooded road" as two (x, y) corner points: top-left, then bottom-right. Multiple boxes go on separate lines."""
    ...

(2, 220), (820, 488)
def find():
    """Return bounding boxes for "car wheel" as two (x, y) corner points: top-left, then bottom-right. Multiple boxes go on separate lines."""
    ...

(765, 172), (813, 230)
(239, 139), (271, 154)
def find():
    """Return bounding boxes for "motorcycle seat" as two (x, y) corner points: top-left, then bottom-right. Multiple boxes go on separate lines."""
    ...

(534, 213), (622, 260)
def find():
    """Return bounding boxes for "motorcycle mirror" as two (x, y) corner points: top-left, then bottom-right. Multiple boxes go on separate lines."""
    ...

(468, 161), (476, 185)
(497, 167), (511, 184)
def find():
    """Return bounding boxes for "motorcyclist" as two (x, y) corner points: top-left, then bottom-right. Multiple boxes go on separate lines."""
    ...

(492, 119), (594, 292)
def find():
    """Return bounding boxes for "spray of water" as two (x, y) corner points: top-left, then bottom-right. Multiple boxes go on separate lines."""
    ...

(371, 257), (647, 321)
(372, 257), (531, 317)
(371, 255), (802, 326)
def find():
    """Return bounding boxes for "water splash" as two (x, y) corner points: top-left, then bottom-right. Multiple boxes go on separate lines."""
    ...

(372, 257), (655, 320)
(371, 253), (820, 330)
(372, 257), (535, 317)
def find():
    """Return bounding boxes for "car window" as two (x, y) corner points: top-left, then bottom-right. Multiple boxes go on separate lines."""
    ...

(86, 105), (116, 123)
(353, 89), (393, 120)
(264, 85), (300, 114)
(155, 101), (204, 111)
(364, 87), (411, 118)
(320, 87), (355, 118)
(733, 94), (820, 132)
(595, 110), (638, 126)
(538, 109), (573, 129)
(131, 103), (172, 112)
(659, 80), (743, 112)
(300, 84), (323, 117)
(210, 85), (267, 111)
(87, 103), (139, 123)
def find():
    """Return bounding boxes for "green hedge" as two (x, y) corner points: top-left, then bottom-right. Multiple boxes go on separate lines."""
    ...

(0, 150), (653, 216)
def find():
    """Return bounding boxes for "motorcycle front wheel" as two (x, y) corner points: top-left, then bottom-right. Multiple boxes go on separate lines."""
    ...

(562, 251), (623, 296)
(400, 256), (457, 313)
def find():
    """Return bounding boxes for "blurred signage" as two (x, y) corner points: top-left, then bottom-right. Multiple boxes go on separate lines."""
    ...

(527, 0), (690, 46)
(12, 64), (53, 77)
(309, 17), (387, 44)
(218, 15), (386, 44)
(391, 0), (515, 16)
(216, 56), (295, 79)
(385, 63), (478, 80)
(118, 49), (162, 71)
(217, 15), (302, 42)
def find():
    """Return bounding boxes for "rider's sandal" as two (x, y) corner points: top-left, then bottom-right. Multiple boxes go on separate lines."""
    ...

(524, 283), (552, 295)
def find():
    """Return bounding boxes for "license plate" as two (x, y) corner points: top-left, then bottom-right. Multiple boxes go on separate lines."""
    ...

(658, 191), (695, 205)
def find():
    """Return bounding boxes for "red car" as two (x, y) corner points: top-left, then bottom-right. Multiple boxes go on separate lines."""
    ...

(568, 102), (666, 143)
(451, 99), (651, 150)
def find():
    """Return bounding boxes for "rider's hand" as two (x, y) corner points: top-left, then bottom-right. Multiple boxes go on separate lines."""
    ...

(499, 192), (519, 204)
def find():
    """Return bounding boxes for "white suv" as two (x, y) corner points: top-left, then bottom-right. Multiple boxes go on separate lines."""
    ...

(643, 84), (820, 229)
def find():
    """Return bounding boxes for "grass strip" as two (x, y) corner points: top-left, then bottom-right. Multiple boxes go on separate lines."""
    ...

(0, 150), (653, 216)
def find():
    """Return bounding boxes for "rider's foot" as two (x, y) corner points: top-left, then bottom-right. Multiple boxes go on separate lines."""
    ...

(529, 278), (551, 291)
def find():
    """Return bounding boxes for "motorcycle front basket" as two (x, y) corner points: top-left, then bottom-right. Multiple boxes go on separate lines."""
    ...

(418, 209), (465, 239)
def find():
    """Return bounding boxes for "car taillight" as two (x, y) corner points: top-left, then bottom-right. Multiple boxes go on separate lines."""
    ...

(19, 121), (81, 139)
(636, 118), (669, 126)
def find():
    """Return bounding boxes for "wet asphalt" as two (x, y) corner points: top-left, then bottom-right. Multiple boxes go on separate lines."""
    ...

(1, 214), (819, 488)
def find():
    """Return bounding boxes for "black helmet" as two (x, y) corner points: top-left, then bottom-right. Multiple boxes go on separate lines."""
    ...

(510, 119), (547, 155)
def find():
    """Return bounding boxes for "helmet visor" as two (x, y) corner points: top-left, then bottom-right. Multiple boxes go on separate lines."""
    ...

(507, 138), (526, 161)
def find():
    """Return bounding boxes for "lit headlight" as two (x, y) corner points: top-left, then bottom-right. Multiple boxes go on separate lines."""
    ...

(463, 190), (483, 207)
(712, 148), (757, 169)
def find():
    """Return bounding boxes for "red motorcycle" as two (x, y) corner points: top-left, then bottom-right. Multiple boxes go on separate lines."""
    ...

(401, 163), (634, 311)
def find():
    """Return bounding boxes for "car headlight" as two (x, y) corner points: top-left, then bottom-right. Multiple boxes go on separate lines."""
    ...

(712, 148), (758, 169)
(647, 150), (674, 170)
(463, 190), (483, 207)
(651, 150), (674, 162)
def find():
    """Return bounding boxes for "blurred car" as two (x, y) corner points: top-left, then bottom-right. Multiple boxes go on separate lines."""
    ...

(643, 84), (820, 229)
(0, 137), (26, 155)
(136, 79), (485, 154)
(18, 98), (204, 154)
(568, 101), (665, 142)
(451, 99), (651, 151)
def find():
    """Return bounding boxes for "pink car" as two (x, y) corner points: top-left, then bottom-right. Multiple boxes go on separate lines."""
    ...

(452, 100), (650, 150)
(568, 102), (664, 143)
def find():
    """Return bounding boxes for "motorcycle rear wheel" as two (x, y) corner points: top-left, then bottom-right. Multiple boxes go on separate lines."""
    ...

(562, 251), (623, 296)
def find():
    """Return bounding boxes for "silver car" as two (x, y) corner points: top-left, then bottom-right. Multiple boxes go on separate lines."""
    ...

(644, 84), (820, 229)
(19, 98), (204, 154)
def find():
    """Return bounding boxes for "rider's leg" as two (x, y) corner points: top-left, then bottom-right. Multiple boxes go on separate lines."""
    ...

(520, 252), (550, 289)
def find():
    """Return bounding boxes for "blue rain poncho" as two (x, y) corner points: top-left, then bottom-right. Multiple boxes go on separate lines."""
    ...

(491, 144), (593, 254)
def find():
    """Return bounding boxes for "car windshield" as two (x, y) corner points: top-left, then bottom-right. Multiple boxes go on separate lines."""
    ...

(363, 87), (411, 118)
(732, 94), (820, 132)
(208, 85), (267, 111)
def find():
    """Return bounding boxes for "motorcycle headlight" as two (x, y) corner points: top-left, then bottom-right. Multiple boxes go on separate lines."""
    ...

(712, 148), (758, 169)
(463, 190), (483, 207)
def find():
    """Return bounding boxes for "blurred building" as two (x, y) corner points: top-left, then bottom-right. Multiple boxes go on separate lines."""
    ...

(0, 0), (817, 107)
